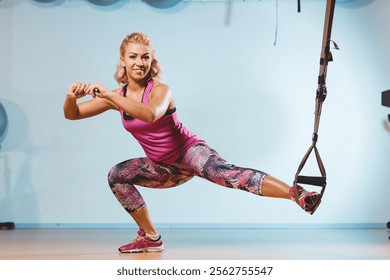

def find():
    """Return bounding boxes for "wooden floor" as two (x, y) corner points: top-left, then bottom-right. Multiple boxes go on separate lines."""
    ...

(0, 228), (389, 260)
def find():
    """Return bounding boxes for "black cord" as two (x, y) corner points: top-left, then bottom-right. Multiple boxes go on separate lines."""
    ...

(274, 0), (278, 46)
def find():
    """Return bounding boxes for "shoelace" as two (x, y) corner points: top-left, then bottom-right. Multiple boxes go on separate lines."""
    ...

(129, 236), (144, 245)
(297, 189), (309, 201)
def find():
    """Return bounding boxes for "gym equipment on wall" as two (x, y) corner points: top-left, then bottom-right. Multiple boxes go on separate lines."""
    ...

(0, 101), (15, 230)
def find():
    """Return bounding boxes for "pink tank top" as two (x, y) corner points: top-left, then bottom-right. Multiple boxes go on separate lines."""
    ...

(119, 80), (205, 164)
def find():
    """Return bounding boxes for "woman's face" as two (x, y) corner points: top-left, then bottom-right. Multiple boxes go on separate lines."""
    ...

(121, 42), (153, 82)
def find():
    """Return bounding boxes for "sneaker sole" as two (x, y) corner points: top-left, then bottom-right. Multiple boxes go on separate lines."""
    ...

(119, 246), (164, 253)
(305, 194), (321, 215)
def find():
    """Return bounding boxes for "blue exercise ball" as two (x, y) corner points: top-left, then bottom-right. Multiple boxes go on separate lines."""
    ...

(0, 102), (8, 142)
(144, 0), (182, 9)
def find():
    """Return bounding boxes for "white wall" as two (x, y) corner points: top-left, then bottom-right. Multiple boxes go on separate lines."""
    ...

(0, 0), (389, 227)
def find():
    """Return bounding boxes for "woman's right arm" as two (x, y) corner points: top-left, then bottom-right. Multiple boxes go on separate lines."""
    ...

(63, 82), (118, 120)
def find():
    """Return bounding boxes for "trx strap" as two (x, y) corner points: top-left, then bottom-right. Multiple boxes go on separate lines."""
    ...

(293, 0), (338, 213)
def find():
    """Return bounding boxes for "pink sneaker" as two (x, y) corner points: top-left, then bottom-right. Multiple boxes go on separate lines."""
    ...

(119, 229), (164, 253)
(290, 185), (321, 215)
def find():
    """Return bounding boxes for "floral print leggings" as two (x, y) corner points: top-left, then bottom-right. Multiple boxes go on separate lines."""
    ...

(108, 143), (268, 213)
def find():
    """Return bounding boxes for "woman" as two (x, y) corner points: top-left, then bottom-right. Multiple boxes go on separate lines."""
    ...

(63, 32), (321, 253)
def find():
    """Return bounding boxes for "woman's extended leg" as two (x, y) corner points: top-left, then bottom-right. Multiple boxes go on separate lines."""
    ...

(178, 143), (320, 213)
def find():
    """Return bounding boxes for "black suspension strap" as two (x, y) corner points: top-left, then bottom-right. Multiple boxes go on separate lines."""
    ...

(293, 0), (338, 213)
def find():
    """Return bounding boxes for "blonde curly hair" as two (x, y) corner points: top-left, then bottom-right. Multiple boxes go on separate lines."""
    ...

(114, 32), (163, 85)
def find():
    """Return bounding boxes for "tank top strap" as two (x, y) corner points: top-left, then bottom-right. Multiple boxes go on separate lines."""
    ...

(142, 80), (155, 103)
(119, 85), (126, 97)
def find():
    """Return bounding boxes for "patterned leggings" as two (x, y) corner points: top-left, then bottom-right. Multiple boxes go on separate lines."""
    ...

(108, 143), (268, 213)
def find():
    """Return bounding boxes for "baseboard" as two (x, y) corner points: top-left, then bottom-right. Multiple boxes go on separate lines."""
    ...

(13, 222), (387, 229)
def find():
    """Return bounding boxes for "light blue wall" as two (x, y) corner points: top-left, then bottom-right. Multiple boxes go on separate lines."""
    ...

(0, 0), (389, 227)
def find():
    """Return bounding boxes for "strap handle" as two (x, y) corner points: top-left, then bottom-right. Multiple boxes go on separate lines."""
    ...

(293, 143), (327, 203)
